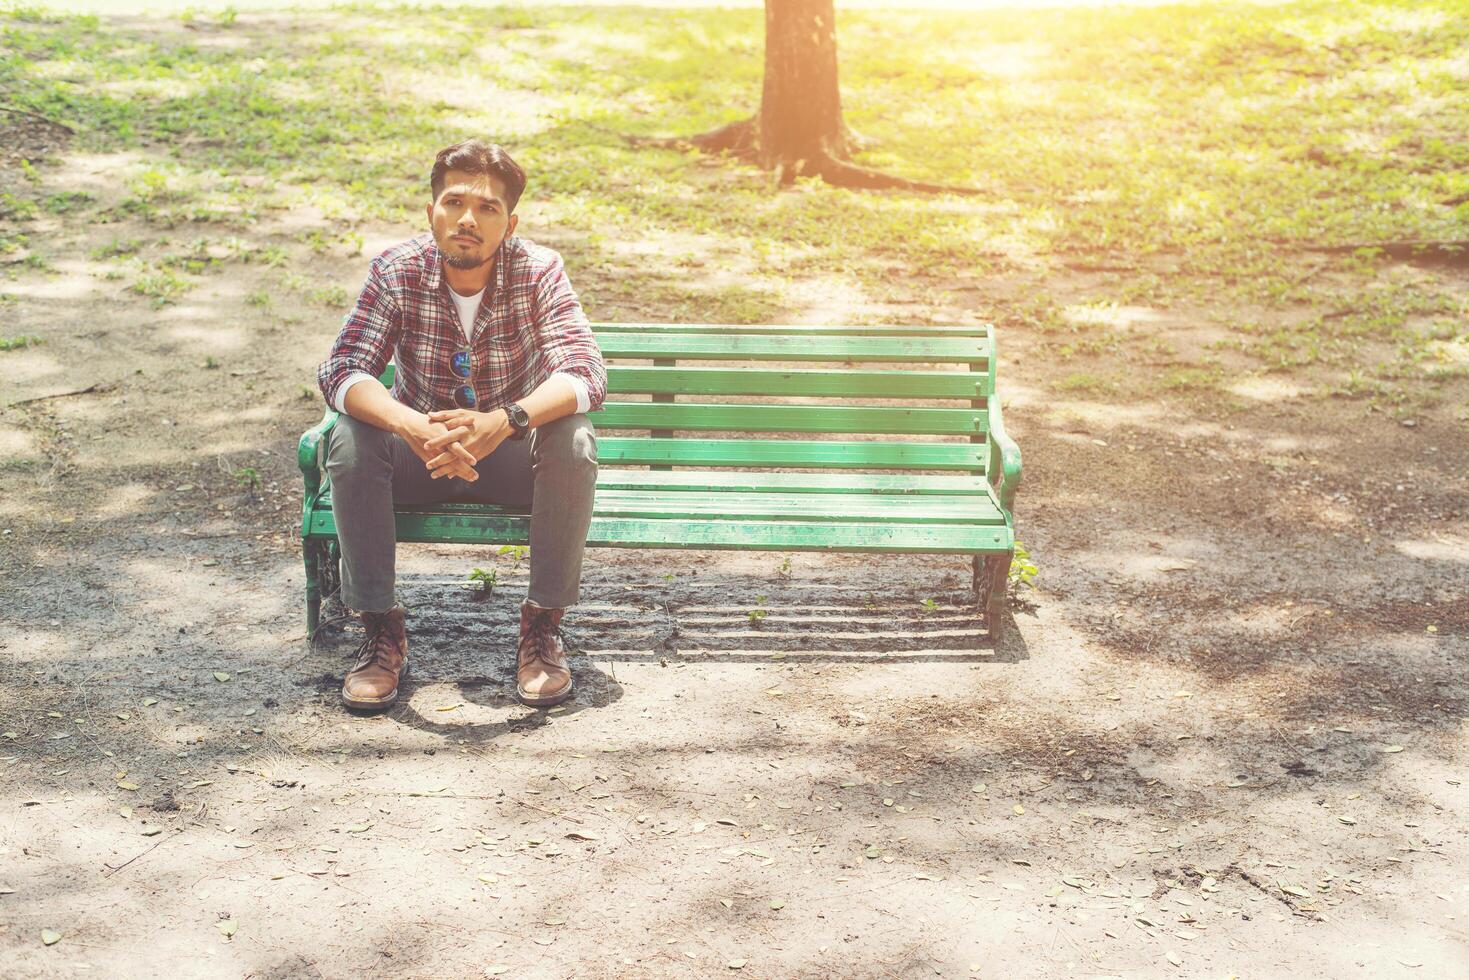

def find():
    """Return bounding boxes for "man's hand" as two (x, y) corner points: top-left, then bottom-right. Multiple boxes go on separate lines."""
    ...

(423, 408), (513, 479)
(397, 413), (480, 482)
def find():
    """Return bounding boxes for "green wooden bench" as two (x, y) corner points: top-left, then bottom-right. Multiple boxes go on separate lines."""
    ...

(298, 323), (1022, 639)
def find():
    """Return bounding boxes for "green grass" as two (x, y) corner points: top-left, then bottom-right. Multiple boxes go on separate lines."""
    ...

(129, 268), (192, 306)
(1, 1), (1466, 395)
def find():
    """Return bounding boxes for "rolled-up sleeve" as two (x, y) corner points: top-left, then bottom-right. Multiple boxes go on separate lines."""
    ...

(532, 253), (607, 412)
(316, 257), (402, 411)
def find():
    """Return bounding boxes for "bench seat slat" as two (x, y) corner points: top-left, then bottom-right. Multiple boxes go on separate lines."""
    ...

(306, 508), (1010, 554)
(598, 333), (988, 363)
(590, 491), (1003, 524)
(607, 366), (989, 399)
(597, 436), (988, 471)
(593, 470), (991, 495)
(594, 402), (986, 436)
(312, 488), (1002, 524)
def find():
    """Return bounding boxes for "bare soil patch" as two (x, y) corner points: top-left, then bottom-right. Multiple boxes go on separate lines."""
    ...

(2, 168), (1467, 977)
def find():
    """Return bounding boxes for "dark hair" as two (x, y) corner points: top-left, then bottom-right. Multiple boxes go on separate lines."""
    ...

(430, 140), (527, 212)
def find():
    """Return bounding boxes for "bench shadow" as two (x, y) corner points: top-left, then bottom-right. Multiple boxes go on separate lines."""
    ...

(565, 584), (1030, 665)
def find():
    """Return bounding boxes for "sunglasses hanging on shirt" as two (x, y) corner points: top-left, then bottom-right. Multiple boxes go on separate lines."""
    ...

(449, 349), (478, 409)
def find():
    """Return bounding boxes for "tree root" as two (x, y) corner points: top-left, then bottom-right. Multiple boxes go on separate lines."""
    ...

(811, 154), (983, 196)
(1294, 239), (1468, 266)
(629, 117), (758, 159)
(632, 119), (981, 195)
(0, 105), (74, 134)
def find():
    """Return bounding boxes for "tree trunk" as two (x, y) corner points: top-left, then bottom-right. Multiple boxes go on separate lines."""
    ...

(759, 0), (848, 180)
(642, 0), (982, 195)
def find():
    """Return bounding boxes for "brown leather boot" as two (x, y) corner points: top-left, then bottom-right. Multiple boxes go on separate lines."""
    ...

(342, 605), (408, 710)
(516, 600), (573, 707)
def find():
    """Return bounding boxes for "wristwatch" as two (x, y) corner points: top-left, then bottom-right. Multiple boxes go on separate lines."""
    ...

(505, 402), (531, 441)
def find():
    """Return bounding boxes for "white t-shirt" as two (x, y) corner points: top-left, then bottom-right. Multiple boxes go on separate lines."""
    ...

(448, 286), (484, 342)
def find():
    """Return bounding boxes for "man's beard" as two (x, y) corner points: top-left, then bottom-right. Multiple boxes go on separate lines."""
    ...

(443, 246), (495, 270)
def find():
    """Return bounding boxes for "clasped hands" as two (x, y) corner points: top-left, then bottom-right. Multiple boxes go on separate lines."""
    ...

(405, 408), (513, 481)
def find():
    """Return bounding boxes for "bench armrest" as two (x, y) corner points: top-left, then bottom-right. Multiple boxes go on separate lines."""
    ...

(297, 409), (340, 496)
(987, 392), (1022, 518)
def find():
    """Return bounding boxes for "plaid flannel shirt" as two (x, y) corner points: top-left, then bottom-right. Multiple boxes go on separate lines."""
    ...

(316, 233), (606, 418)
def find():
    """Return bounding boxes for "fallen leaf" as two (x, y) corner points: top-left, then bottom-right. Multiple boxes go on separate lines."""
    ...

(565, 832), (600, 842)
(970, 783), (987, 794)
(117, 781), (139, 791)
(434, 703), (463, 712)
(1166, 951), (1182, 966)
(727, 960), (746, 970)
(1013, 804), (1025, 815)
(213, 672), (231, 683)
(769, 899), (785, 910)
(41, 930), (62, 946)
(143, 698), (159, 706)
(1382, 745), (1405, 754)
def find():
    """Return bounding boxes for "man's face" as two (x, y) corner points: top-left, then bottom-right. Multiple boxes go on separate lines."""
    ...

(427, 168), (518, 271)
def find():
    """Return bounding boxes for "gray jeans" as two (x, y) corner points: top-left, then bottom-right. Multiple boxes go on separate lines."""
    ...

(324, 413), (598, 613)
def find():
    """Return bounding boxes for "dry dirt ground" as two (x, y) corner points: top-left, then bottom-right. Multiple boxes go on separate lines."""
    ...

(2, 139), (1468, 979)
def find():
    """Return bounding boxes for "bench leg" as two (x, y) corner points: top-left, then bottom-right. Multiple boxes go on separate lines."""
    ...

(321, 538), (342, 619)
(304, 539), (322, 636)
(982, 553), (1012, 641)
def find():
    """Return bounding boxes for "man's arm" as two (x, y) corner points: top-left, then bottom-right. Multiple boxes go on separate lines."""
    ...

(318, 258), (400, 412)
(530, 252), (607, 412)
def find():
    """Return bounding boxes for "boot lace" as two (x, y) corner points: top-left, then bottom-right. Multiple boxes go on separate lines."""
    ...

(519, 609), (567, 666)
(352, 615), (401, 672)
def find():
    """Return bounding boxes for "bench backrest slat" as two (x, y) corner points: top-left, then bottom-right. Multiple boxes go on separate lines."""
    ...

(596, 333), (988, 363)
(594, 403), (985, 436)
(597, 436), (987, 471)
(592, 322), (988, 337)
(607, 365), (989, 399)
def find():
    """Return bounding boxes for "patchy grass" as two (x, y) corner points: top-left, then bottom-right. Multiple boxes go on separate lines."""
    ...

(0, 0), (1465, 395)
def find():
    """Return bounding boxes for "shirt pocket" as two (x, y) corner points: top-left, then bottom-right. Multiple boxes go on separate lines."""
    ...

(476, 328), (537, 401)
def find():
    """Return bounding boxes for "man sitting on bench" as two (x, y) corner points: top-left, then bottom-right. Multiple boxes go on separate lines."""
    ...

(316, 138), (605, 712)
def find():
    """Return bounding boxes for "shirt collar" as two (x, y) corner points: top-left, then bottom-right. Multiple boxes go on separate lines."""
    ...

(425, 235), (513, 297)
